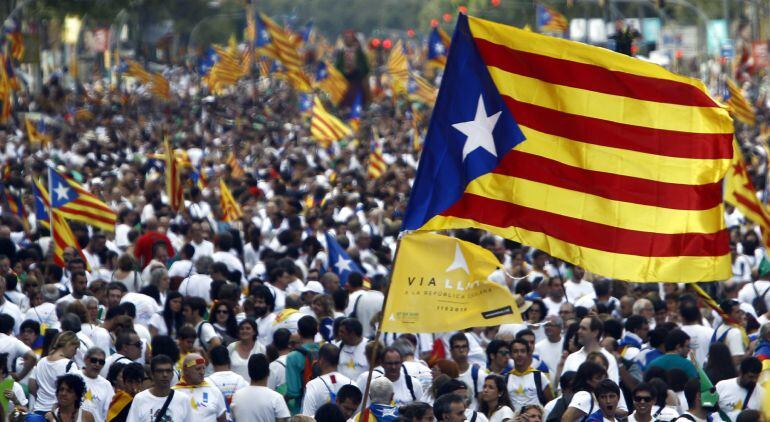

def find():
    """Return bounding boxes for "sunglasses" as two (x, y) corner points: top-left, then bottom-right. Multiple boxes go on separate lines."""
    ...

(89, 358), (106, 365)
(634, 396), (653, 403)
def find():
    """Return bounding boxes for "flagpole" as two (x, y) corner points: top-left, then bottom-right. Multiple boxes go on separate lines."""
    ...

(358, 232), (407, 422)
(47, 167), (54, 249)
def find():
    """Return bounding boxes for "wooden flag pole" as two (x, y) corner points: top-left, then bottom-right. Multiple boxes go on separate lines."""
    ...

(358, 232), (407, 422)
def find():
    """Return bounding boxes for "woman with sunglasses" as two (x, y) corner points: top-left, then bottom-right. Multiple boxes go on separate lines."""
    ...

(209, 301), (238, 346)
(29, 331), (81, 416)
(480, 374), (516, 421)
(79, 347), (113, 422)
(627, 383), (656, 422)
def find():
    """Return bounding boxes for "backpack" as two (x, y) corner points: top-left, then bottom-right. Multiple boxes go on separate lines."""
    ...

(751, 283), (770, 316)
(545, 394), (572, 422)
(471, 364), (481, 398)
(710, 324), (732, 344)
(296, 346), (322, 391)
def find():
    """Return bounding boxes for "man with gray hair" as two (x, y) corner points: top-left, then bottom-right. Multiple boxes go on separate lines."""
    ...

(178, 256), (215, 303)
(351, 377), (399, 421)
(81, 347), (113, 422)
(392, 338), (432, 393)
(753, 322), (770, 361)
(24, 284), (60, 329)
(79, 296), (112, 356)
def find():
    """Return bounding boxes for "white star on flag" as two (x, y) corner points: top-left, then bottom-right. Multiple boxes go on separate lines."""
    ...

(335, 257), (353, 273)
(452, 95), (502, 161)
(445, 243), (470, 275)
(54, 183), (70, 201)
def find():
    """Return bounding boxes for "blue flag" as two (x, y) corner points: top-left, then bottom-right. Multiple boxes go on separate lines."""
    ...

(324, 232), (365, 287)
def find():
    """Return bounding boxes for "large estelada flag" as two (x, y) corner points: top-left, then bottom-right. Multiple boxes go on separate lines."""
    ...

(48, 167), (116, 232)
(725, 140), (770, 248)
(403, 15), (734, 282)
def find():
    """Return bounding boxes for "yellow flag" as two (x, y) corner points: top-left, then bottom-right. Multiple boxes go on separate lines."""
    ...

(381, 233), (522, 333)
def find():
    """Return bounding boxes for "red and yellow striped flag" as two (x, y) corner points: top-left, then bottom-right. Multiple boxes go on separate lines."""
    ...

(226, 153), (246, 179)
(725, 140), (770, 248)
(219, 179), (243, 222)
(51, 209), (91, 272)
(387, 40), (409, 96)
(368, 129), (387, 179)
(310, 97), (352, 147)
(725, 78), (756, 126)
(164, 138), (183, 213)
(403, 15), (734, 282)
(259, 13), (303, 73)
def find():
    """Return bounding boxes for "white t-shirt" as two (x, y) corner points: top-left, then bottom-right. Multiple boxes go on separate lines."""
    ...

(680, 324), (714, 364)
(563, 347), (620, 383)
(194, 320), (221, 350)
(354, 290), (385, 338)
(255, 313), (276, 347)
(0, 300), (23, 334)
(173, 383), (227, 422)
(716, 377), (764, 421)
(458, 364), (488, 410)
(506, 369), (550, 409)
(338, 340), (368, 381)
(207, 370), (248, 420)
(168, 260), (195, 278)
(126, 389), (192, 422)
(24, 302), (59, 330)
(267, 355), (288, 390)
(366, 369), (424, 407)
(564, 279), (596, 303)
(121, 292), (161, 326)
(30, 357), (80, 411)
(543, 297), (567, 316)
(738, 280), (770, 310)
(231, 385), (290, 422)
(568, 391), (598, 415)
(489, 405), (516, 422)
(301, 371), (354, 416)
(101, 353), (132, 378)
(713, 324), (746, 357)
(227, 341), (266, 382)
(212, 251), (245, 278)
(81, 324), (112, 357)
(0, 333), (31, 374)
(179, 274), (214, 303)
(535, 338), (562, 385)
(82, 374), (114, 422)
(191, 240), (214, 261)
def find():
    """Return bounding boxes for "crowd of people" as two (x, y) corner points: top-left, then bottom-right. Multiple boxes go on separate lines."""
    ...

(0, 19), (767, 422)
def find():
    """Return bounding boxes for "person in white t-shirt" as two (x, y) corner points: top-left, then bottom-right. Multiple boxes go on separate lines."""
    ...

(712, 299), (748, 366)
(301, 344), (354, 416)
(206, 345), (248, 422)
(507, 339), (553, 408)
(126, 355), (191, 422)
(267, 328), (292, 392)
(231, 353), (290, 422)
(564, 266), (596, 303)
(449, 332), (488, 411)
(337, 318), (369, 380)
(715, 357), (764, 422)
(29, 331), (82, 413)
(364, 347), (423, 407)
(172, 353), (227, 422)
(678, 297), (714, 365)
(561, 361), (609, 422)
(80, 347), (114, 422)
(535, 316), (563, 386)
(542, 278), (568, 317)
(183, 296), (222, 351)
(563, 317), (620, 384)
(0, 314), (36, 380)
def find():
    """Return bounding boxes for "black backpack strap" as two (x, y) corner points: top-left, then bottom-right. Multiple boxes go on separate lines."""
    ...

(471, 364), (480, 398)
(65, 360), (75, 372)
(402, 365), (416, 401)
(470, 411), (477, 422)
(743, 383), (756, 409)
(533, 370), (546, 405)
(348, 293), (363, 318)
(197, 321), (212, 351)
(153, 390), (175, 422)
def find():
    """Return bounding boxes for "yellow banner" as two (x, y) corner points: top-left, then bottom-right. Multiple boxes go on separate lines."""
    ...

(381, 233), (522, 333)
